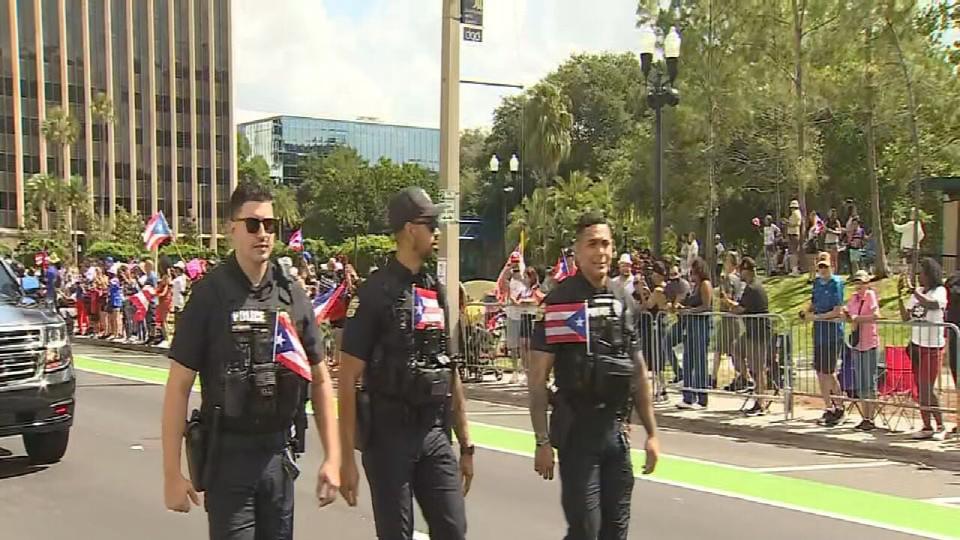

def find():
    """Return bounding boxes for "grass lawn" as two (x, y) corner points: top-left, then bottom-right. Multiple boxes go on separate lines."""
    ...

(764, 274), (902, 323)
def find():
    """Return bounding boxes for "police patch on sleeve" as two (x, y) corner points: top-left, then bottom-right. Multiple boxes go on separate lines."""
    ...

(346, 296), (360, 318)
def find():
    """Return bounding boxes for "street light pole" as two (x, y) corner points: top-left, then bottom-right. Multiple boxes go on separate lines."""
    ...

(440, 0), (460, 342)
(639, 26), (681, 259)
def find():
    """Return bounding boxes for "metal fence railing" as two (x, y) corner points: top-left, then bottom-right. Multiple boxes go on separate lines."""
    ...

(456, 300), (960, 431)
(792, 318), (960, 431)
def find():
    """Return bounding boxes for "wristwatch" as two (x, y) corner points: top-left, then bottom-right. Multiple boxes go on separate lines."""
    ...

(535, 434), (551, 447)
(460, 444), (475, 456)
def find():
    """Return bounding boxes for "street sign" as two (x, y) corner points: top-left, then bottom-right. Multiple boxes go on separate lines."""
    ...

(463, 26), (483, 43)
(438, 190), (459, 225)
(437, 257), (447, 285)
(461, 0), (483, 26)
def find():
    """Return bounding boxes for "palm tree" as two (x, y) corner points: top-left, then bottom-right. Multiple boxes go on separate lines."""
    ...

(60, 176), (91, 263)
(521, 82), (572, 185)
(41, 106), (79, 232)
(25, 174), (60, 230)
(90, 92), (115, 218)
(271, 184), (301, 239)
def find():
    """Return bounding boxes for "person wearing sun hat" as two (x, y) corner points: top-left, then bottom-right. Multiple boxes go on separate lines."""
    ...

(800, 252), (846, 426)
(843, 269), (881, 430)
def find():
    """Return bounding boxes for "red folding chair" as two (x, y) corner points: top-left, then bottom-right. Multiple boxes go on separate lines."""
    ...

(877, 346), (919, 432)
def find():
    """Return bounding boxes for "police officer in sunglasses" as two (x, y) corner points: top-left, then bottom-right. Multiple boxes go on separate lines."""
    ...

(338, 187), (474, 539)
(161, 182), (341, 539)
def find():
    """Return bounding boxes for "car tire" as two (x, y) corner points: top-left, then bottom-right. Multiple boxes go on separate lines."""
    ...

(23, 429), (70, 464)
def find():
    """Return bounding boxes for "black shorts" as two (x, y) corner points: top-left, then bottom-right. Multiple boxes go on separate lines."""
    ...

(520, 313), (536, 338)
(330, 317), (345, 329)
(813, 339), (841, 375)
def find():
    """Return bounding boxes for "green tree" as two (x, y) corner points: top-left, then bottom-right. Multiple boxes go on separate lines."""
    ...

(40, 106), (79, 231)
(272, 184), (301, 237)
(521, 82), (573, 185)
(90, 92), (114, 217)
(238, 132), (272, 186)
(25, 173), (59, 230)
(112, 208), (145, 246)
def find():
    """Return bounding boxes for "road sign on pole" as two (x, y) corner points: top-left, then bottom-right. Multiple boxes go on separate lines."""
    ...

(461, 0), (483, 26)
(463, 26), (482, 42)
(438, 189), (459, 225)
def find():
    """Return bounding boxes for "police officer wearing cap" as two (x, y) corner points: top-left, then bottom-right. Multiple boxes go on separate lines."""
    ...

(528, 211), (660, 540)
(338, 186), (474, 540)
(161, 182), (341, 539)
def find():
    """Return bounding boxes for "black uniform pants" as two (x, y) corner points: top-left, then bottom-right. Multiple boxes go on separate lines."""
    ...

(206, 433), (295, 540)
(558, 420), (634, 540)
(362, 423), (467, 540)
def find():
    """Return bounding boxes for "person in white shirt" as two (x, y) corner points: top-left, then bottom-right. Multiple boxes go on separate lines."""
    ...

(170, 264), (189, 322)
(763, 215), (781, 276)
(893, 208), (925, 266)
(682, 232), (699, 278)
(898, 257), (948, 439)
(609, 253), (639, 325)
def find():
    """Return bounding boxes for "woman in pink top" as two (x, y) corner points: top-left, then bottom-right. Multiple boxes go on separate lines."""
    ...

(844, 270), (881, 431)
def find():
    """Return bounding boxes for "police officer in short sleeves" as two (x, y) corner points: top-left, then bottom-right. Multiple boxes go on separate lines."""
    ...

(528, 211), (660, 540)
(337, 187), (474, 540)
(161, 183), (341, 540)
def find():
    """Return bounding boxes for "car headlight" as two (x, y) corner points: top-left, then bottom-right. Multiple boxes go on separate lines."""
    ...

(45, 323), (68, 348)
(43, 323), (70, 372)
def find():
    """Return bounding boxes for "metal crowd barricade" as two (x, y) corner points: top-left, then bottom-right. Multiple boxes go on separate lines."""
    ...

(791, 317), (960, 431)
(458, 302), (538, 383)
(634, 310), (792, 419)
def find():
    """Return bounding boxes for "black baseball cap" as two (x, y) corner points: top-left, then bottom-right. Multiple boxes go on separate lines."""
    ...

(387, 187), (440, 232)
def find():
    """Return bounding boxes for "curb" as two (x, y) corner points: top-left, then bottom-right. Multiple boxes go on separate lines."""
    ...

(74, 337), (960, 472)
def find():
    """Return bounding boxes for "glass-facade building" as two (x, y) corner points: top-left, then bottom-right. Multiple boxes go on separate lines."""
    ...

(0, 0), (236, 247)
(239, 116), (440, 185)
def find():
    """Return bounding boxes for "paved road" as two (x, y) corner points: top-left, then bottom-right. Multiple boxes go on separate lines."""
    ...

(0, 343), (958, 539)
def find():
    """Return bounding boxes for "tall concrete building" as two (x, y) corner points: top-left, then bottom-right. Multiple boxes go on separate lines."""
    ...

(0, 0), (236, 248)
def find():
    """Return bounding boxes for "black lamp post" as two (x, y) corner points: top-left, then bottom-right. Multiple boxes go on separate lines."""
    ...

(491, 154), (519, 256)
(639, 25), (681, 259)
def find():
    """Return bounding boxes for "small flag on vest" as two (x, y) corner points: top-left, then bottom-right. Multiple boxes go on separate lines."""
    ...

(143, 212), (173, 251)
(313, 282), (346, 324)
(413, 287), (444, 330)
(288, 229), (303, 252)
(274, 312), (312, 381)
(544, 302), (589, 345)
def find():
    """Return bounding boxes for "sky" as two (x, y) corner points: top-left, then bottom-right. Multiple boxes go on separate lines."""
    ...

(232, 0), (643, 130)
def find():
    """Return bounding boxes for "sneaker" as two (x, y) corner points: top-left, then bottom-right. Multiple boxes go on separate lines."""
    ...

(157, 340), (170, 349)
(911, 427), (935, 440)
(676, 401), (695, 410)
(822, 409), (843, 427)
(855, 420), (876, 432)
(744, 402), (765, 416)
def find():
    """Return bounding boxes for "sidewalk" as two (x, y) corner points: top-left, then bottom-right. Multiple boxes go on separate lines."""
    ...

(75, 336), (960, 471)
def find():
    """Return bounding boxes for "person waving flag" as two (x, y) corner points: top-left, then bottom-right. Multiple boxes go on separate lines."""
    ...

(313, 282), (346, 324)
(143, 212), (173, 251)
(288, 229), (303, 252)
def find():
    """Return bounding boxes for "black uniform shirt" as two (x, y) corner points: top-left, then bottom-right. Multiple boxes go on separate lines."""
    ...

(341, 257), (446, 363)
(532, 272), (625, 395)
(169, 255), (324, 385)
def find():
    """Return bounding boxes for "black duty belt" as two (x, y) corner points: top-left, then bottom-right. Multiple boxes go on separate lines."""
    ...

(219, 431), (288, 452)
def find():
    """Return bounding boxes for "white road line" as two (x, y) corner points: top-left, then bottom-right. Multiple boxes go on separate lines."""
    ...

(927, 497), (960, 505)
(466, 411), (530, 416)
(412, 532), (430, 540)
(750, 461), (897, 473)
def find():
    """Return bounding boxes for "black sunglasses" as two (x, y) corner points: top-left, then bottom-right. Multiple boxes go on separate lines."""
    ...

(411, 218), (439, 231)
(235, 217), (277, 234)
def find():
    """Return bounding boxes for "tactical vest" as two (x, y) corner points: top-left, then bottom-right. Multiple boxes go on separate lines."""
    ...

(202, 265), (307, 434)
(559, 294), (635, 414)
(367, 274), (454, 412)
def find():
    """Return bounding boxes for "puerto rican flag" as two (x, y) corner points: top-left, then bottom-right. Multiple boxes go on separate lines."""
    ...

(274, 312), (312, 381)
(143, 212), (173, 251)
(544, 302), (589, 345)
(288, 229), (303, 252)
(413, 287), (444, 330)
(552, 255), (576, 282)
(313, 282), (346, 324)
(128, 285), (156, 315)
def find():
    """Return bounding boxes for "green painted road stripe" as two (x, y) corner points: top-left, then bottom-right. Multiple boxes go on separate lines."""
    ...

(74, 355), (959, 538)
